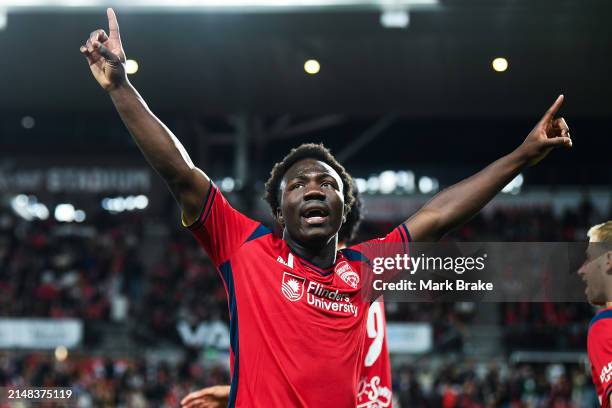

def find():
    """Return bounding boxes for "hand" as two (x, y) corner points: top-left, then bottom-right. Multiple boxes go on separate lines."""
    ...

(518, 94), (572, 167)
(180, 385), (230, 408)
(80, 8), (127, 91)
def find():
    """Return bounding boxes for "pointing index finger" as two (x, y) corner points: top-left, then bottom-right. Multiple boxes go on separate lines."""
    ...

(540, 94), (564, 124)
(107, 8), (121, 39)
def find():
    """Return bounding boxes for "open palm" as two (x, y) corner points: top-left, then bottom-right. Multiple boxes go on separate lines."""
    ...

(80, 8), (126, 90)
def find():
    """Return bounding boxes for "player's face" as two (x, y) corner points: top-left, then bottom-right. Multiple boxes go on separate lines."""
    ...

(278, 159), (345, 247)
(577, 244), (612, 306)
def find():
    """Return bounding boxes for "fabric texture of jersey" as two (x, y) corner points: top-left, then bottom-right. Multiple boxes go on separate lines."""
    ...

(185, 184), (409, 407)
(588, 307), (612, 408)
(357, 301), (393, 408)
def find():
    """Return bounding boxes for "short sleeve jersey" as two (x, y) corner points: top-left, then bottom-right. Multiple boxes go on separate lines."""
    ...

(588, 307), (612, 408)
(186, 185), (409, 407)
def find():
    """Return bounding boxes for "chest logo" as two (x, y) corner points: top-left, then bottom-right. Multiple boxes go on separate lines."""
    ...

(281, 272), (305, 302)
(277, 253), (294, 269)
(335, 261), (360, 289)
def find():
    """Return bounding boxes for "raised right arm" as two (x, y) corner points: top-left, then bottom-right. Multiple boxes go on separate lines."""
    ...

(80, 8), (209, 224)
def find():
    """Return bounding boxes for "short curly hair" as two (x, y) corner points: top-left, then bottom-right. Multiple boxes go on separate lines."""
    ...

(338, 186), (363, 245)
(264, 143), (355, 221)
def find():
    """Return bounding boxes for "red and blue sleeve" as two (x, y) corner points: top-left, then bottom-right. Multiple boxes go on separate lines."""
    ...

(183, 183), (259, 267)
(588, 314), (612, 408)
(350, 224), (411, 264)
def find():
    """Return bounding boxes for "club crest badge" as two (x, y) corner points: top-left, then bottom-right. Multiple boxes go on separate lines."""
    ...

(335, 261), (360, 289)
(281, 272), (306, 301)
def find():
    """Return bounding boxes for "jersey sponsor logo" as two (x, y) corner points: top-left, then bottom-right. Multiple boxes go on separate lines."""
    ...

(281, 272), (305, 301)
(356, 375), (392, 408)
(600, 361), (612, 384)
(335, 261), (360, 289)
(277, 253), (294, 269)
(306, 281), (359, 316)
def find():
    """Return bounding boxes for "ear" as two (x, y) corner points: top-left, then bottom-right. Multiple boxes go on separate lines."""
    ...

(276, 207), (285, 227)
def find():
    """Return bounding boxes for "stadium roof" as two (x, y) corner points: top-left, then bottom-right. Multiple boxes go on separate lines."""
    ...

(0, 0), (611, 117)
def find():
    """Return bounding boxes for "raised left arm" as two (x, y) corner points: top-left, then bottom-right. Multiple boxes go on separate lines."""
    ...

(405, 95), (571, 241)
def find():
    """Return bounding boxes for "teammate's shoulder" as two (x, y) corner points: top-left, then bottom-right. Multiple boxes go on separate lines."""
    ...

(589, 308), (612, 333)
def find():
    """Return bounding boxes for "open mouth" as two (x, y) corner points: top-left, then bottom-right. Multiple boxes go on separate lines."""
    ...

(302, 208), (329, 225)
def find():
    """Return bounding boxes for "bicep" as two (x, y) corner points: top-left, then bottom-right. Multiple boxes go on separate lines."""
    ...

(171, 167), (211, 226)
(404, 208), (443, 242)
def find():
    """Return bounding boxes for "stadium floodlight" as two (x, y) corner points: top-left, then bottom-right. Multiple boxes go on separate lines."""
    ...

(2, 0), (438, 13)
(380, 9), (409, 28)
(492, 57), (509, 73)
(125, 59), (139, 75)
(0, 9), (7, 30)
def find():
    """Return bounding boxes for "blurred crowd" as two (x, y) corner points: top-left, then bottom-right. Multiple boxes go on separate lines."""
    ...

(0, 352), (599, 408)
(394, 360), (598, 408)
(0, 196), (609, 406)
(0, 351), (228, 408)
(0, 199), (606, 344)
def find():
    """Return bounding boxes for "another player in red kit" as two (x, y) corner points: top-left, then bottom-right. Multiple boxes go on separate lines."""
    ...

(579, 221), (612, 407)
(81, 9), (571, 407)
(358, 300), (393, 408)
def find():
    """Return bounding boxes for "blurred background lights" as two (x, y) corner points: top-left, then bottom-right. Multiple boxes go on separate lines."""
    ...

(354, 178), (367, 194)
(367, 175), (380, 194)
(54, 346), (68, 362)
(11, 194), (49, 221)
(125, 59), (139, 75)
(221, 177), (235, 192)
(304, 59), (320, 75)
(0, 10), (6, 31)
(355, 171), (437, 195)
(73, 210), (86, 223)
(502, 173), (524, 195)
(54, 204), (76, 222)
(418, 176), (434, 193)
(395, 170), (415, 192)
(102, 195), (149, 213)
(21, 116), (35, 129)
(134, 195), (149, 209)
(378, 170), (397, 194)
(380, 10), (409, 28)
(492, 57), (508, 72)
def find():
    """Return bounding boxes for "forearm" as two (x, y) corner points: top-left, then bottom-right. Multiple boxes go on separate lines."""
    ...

(423, 148), (529, 234)
(109, 81), (197, 186)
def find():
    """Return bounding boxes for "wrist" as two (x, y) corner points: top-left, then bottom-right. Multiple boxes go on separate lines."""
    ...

(107, 78), (133, 98)
(509, 145), (531, 168)
(105, 76), (130, 94)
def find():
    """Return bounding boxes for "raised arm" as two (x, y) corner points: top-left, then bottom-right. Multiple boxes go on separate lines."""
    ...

(405, 95), (571, 241)
(80, 8), (209, 224)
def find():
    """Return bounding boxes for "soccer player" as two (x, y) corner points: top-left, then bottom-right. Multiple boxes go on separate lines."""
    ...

(579, 221), (612, 407)
(80, 9), (571, 406)
(180, 193), (395, 408)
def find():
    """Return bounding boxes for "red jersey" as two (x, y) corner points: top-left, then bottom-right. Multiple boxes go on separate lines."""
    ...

(186, 185), (409, 407)
(588, 307), (612, 408)
(357, 301), (393, 408)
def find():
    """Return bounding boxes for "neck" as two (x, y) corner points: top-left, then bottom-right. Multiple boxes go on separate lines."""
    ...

(283, 231), (337, 269)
